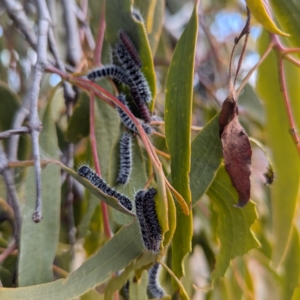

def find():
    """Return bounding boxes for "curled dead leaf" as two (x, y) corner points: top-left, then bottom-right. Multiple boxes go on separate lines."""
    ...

(219, 96), (252, 207)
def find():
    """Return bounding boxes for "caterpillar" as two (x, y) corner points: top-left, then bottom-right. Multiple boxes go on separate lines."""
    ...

(119, 31), (142, 68)
(117, 132), (132, 185)
(116, 94), (152, 134)
(77, 165), (132, 210)
(147, 263), (165, 299)
(130, 86), (152, 123)
(114, 40), (151, 104)
(86, 65), (131, 86)
(134, 188), (162, 253)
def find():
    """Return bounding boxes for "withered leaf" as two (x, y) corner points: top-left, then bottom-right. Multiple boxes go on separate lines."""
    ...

(219, 96), (252, 207)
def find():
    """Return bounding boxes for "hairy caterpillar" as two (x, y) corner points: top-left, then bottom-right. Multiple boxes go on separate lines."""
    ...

(116, 94), (152, 134)
(86, 65), (131, 85)
(116, 132), (132, 185)
(147, 263), (165, 299)
(77, 165), (132, 210)
(134, 188), (162, 252)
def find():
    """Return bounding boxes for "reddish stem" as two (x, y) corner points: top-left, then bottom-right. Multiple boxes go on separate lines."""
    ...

(0, 243), (17, 263)
(94, 0), (106, 66)
(89, 92), (111, 239)
(277, 58), (300, 155)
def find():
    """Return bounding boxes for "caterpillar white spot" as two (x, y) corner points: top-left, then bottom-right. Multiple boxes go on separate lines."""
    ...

(119, 31), (142, 68)
(147, 263), (165, 299)
(132, 7), (145, 24)
(117, 132), (132, 185)
(135, 188), (162, 252)
(116, 94), (152, 134)
(86, 65), (132, 86)
(114, 40), (151, 104)
(77, 165), (132, 210)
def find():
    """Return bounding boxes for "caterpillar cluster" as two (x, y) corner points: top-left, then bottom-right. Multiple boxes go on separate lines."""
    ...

(77, 165), (132, 211)
(135, 188), (162, 253)
(147, 263), (165, 299)
(85, 30), (154, 185)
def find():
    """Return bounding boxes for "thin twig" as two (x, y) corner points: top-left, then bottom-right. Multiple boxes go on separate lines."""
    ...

(61, 0), (83, 66)
(152, 131), (165, 139)
(0, 243), (17, 263)
(236, 41), (274, 98)
(284, 55), (300, 68)
(233, 7), (251, 85)
(29, 0), (51, 223)
(277, 57), (300, 155)
(94, 0), (106, 66)
(154, 148), (170, 160)
(0, 144), (22, 243)
(0, 127), (29, 140)
(53, 265), (69, 278)
(2, 0), (37, 49)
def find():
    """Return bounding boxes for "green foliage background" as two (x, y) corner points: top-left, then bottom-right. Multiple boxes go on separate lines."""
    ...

(0, 0), (300, 299)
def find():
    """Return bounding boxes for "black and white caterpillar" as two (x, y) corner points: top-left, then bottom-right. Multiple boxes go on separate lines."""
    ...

(77, 165), (132, 210)
(147, 263), (165, 299)
(135, 188), (162, 253)
(116, 94), (152, 134)
(116, 132), (132, 185)
(86, 65), (132, 86)
(114, 35), (152, 104)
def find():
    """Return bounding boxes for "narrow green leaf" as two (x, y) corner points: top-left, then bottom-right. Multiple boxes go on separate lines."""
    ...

(77, 193), (99, 239)
(133, 0), (165, 55)
(281, 227), (300, 300)
(0, 81), (20, 132)
(165, 3), (198, 278)
(207, 166), (259, 281)
(95, 99), (120, 181)
(256, 31), (300, 266)
(55, 162), (135, 217)
(190, 113), (223, 205)
(18, 95), (60, 286)
(0, 221), (143, 300)
(104, 252), (155, 300)
(80, 289), (103, 300)
(269, 0), (300, 56)
(67, 92), (90, 143)
(129, 271), (148, 300)
(106, 0), (156, 102)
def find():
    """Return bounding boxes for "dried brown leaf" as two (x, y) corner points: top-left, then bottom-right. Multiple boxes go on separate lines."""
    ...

(219, 96), (252, 207)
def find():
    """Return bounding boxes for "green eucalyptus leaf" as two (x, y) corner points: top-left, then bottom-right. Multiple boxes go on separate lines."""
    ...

(190, 113), (223, 205)
(0, 221), (143, 300)
(106, 0), (156, 104)
(134, 0), (165, 55)
(67, 92), (90, 144)
(165, 2), (198, 278)
(256, 31), (300, 266)
(207, 166), (259, 281)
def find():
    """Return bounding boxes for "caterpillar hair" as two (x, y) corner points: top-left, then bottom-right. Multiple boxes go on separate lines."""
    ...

(86, 65), (131, 85)
(134, 188), (162, 253)
(116, 94), (152, 134)
(119, 31), (142, 68)
(77, 165), (132, 210)
(147, 263), (165, 299)
(132, 7), (145, 23)
(117, 132), (132, 185)
(114, 42), (151, 104)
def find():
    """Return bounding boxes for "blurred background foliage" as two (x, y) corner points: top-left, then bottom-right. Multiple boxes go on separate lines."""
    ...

(0, 0), (299, 299)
